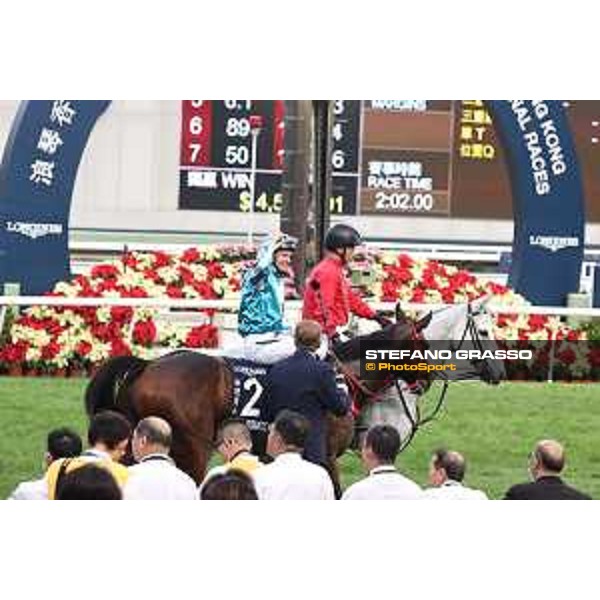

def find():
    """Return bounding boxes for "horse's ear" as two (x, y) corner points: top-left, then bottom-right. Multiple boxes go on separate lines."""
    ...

(471, 294), (491, 313)
(395, 302), (405, 323)
(416, 311), (432, 332)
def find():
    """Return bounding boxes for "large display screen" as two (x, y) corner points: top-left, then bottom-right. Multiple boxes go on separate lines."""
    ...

(179, 100), (284, 212)
(178, 100), (600, 222)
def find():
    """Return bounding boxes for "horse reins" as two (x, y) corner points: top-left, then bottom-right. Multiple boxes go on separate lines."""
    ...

(415, 302), (488, 428)
(352, 304), (490, 452)
(453, 302), (492, 381)
(331, 319), (427, 414)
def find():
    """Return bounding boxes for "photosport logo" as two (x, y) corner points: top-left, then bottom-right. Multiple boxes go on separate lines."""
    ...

(529, 235), (580, 253)
(362, 350), (460, 375)
(5, 220), (63, 240)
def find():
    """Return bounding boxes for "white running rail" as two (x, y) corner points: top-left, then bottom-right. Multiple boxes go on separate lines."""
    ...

(1, 296), (600, 317)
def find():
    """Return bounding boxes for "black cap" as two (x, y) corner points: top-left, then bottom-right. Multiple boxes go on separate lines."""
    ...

(324, 224), (362, 251)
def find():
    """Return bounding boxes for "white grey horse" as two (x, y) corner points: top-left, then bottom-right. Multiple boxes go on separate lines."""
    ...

(358, 297), (506, 449)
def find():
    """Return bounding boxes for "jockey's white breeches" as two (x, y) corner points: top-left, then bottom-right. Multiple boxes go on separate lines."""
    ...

(224, 331), (329, 364)
(224, 332), (296, 364)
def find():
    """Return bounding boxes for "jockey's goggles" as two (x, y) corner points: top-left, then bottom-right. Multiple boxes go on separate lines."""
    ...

(273, 234), (298, 253)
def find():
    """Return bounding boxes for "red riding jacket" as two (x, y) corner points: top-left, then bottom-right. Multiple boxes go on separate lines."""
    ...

(302, 254), (375, 337)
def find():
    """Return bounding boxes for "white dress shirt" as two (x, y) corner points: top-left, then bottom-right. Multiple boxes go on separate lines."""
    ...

(253, 452), (335, 500)
(8, 450), (115, 500)
(8, 477), (48, 500)
(423, 480), (488, 500)
(341, 466), (423, 500)
(124, 453), (198, 500)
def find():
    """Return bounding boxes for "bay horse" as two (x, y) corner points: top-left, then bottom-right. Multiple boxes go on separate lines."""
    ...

(84, 310), (431, 489)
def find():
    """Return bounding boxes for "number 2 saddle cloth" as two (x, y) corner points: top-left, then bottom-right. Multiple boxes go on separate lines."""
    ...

(223, 357), (272, 458)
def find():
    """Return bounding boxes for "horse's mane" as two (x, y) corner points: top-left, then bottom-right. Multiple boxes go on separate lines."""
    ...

(84, 355), (148, 417)
(420, 304), (468, 340)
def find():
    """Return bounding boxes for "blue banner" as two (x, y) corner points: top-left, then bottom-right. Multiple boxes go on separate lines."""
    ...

(486, 100), (586, 306)
(0, 100), (110, 294)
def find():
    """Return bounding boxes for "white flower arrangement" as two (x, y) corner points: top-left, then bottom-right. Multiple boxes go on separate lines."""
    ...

(54, 282), (79, 297)
(424, 289), (443, 304)
(96, 307), (112, 323)
(88, 342), (111, 363)
(2, 245), (592, 377)
(156, 265), (180, 284)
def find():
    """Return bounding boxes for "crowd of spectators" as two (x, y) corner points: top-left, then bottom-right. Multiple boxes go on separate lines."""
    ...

(5, 408), (591, 500)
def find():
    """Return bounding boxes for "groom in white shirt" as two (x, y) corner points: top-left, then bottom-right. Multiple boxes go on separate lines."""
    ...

(124, 416), (198, 500)
(253, 410), (335, 500)
(342, 424), (422, 500)
(8, 428), (82, 500)
(423, 448), (488, 500)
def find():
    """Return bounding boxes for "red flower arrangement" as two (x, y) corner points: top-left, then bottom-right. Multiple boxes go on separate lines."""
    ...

(0, 244), (595, 380)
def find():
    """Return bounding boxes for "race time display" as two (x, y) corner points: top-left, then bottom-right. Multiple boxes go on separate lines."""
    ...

(178, 100), (600, 223)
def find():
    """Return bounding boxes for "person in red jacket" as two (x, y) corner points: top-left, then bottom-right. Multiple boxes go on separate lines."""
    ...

(303, 224), (391, 358)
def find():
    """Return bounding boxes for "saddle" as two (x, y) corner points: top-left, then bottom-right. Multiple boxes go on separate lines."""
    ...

(223, 357), (272, 456)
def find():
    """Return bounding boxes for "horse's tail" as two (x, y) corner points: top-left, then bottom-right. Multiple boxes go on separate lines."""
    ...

(216, 357), (235, 420)
(84, 355), (148, 418)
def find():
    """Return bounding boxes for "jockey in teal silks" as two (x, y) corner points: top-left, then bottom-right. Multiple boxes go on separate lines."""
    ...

(229, 233), (299, 364)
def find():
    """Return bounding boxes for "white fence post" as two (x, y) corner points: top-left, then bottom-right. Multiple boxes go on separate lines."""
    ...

(547, 332), (556, 383)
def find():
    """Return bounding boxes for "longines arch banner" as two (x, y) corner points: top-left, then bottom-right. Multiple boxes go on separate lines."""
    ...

(0, 100), (587, 305)
(485, 100), (585, 306)
(0, 100), (110, 294)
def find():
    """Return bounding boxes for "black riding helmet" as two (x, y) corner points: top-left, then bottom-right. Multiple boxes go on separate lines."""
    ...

(324, 224), (362, 251)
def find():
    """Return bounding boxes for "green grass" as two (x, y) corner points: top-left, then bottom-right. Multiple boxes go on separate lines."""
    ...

(0, 377), (88, 498)
(1, 377), (599, 499)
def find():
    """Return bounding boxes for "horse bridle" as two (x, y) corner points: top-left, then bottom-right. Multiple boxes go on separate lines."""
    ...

(336, 318), (433, 452)
(385, 302), (490, 451)
(454, 302), (494, 382)
(335, 319), (427, 407)
(341, 302), (492, 453)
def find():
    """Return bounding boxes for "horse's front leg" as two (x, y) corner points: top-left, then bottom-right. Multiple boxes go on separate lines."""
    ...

(325, 413), (355, 499)
(170, 431), (211, 485)
(325, 456), (342, 500)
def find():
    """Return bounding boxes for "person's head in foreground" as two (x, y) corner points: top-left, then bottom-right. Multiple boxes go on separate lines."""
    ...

(132, 416), (173, 462)
(361, 425), (401, 471)
(294, 319), (323, 353)
(529, 439), (565, 481)
(429, 449), (466, 486)
(200, 469), (258, 500)
(503, 438), (590, 499)
(266, 410), (310, 458)
(215, 419), (253, 463)
(46, 428), (83, 468)
(88, 411), (132, 462)
(56, 463), (122, 500)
